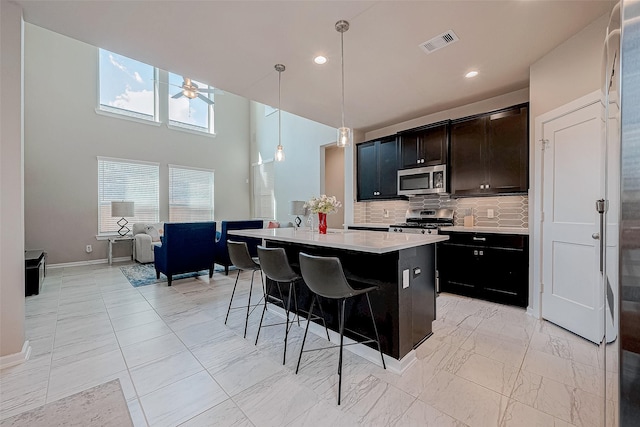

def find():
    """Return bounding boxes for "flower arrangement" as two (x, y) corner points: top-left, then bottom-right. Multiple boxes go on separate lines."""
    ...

(305, 195), (342, 214)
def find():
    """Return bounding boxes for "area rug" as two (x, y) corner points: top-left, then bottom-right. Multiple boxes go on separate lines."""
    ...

(120, 263), (213, 287)
(0, 379), (132, 427)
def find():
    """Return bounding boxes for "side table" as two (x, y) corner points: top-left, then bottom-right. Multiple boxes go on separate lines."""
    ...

(108, 236), (135, 265)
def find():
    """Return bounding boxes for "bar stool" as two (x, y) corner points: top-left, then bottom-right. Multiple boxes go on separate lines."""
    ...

(296, 252), (386, 405)
(224, 240), (263, 339)
(256, 246), (331, 364)
(256, 246), (312, 364)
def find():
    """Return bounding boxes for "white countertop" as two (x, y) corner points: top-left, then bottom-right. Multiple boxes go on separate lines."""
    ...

(445, 226), (529, 235)
(229, 228), (448, 254)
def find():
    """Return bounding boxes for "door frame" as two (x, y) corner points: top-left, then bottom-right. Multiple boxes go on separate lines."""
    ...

(320, 142), (346, 228)
(532, 90), (601, 319)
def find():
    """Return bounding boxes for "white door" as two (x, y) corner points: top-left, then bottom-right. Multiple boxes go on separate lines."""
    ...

(541, 98), (604, 343)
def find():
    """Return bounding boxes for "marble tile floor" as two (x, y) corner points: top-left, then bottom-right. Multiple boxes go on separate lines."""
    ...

(0, 262), (614, 427)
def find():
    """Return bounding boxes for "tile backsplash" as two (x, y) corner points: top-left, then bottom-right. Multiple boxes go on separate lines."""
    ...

(353, 194), (528, 228)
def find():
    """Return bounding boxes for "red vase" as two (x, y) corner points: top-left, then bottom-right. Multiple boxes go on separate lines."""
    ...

(318, 213), (327, 234)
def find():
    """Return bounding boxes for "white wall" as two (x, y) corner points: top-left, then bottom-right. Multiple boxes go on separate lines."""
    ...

(0, 1), (26, 358)
(528, 11), (611, 315)
(24, 24), (252, 264)
(529, 13), (610, 126)
(250, 101), (337, 224)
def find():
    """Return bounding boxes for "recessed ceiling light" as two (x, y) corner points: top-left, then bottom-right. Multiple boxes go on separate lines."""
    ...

(314, 56), (327, 65)
(465, 70), (479, 78)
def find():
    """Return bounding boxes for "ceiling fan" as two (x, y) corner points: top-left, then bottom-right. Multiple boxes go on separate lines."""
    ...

(171, 77), (219, 105)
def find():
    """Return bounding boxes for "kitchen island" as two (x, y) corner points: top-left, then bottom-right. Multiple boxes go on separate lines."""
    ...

(229, 228), (447, 370)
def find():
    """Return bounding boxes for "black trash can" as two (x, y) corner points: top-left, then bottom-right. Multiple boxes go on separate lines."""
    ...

(25, 250), (46, 296)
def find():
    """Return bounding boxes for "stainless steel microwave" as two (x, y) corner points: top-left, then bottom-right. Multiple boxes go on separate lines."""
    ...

(397, 165), (447, 196)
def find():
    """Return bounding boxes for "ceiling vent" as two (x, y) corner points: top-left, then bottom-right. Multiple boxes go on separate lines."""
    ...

(419, 30), (459, 55)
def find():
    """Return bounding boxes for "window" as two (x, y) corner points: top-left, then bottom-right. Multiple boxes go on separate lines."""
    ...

(98, 157), (159, 234)
(98, 49), (157, 121)
(168, 72), (215, 134)
(252, 161), (275, 219)
(169, 165), (215, 222)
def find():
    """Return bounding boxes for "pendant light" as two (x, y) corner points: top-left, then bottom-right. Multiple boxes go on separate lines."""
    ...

(274, 64), (286, 162)
(336, 19), (351, 148)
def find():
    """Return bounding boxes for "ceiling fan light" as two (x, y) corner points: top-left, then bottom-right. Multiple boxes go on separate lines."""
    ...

(337, 127), (351, 148)
(183, 88), (197, 99)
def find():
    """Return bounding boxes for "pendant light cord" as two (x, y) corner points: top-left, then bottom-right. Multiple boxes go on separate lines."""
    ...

(278, 68), (282, 147)
(340, 30), (345, 129)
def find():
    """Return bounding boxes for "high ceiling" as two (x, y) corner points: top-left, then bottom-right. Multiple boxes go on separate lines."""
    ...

(16, 0), (613, 132)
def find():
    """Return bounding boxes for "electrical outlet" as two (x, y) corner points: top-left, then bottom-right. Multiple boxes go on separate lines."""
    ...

(487, 209), (494, 219)
(402, 269), (409, 289)
(86, 245), (92, 253)
(383, 209), (390, 218)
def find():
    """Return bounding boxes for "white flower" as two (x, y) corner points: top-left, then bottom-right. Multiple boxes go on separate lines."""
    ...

(304, 195), (342, 214)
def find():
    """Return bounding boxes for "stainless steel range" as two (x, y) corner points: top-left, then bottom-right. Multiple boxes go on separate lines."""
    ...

(389, 208), (454, 235)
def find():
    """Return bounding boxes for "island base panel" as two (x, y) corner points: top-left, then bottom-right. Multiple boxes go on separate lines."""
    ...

(264, 240), (436, 360)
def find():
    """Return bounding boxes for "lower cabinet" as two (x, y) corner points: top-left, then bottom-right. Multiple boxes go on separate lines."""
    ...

(437, 232), (528, 307)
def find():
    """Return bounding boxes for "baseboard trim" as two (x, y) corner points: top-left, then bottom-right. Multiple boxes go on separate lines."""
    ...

(48, 257), (131, 269)
(0, 341), (31, 370)
(267, 305), (416, 374)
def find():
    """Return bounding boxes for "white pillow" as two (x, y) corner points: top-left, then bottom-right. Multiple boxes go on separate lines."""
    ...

(145, 225), (161, 242)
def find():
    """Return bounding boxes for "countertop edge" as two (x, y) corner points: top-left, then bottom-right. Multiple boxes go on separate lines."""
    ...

(444, 226), (529, 235)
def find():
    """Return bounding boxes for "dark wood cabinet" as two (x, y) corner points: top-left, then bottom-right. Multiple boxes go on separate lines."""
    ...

(357, 141), (378, 201)
(437, 231), (529, 307)
(486, 107), (529, 193)
(399, 121), (449, 168)
(356, 136), (402, 201)
(450, 118), (484, 194)
(450, 104), (528, 196)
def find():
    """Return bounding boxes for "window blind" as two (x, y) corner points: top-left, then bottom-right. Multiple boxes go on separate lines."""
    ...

(252, 161), (275, 219)
(98, 157), (159, 234)
(169, 165), (215, 222)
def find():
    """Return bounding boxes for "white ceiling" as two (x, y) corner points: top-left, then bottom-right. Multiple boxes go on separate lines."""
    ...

(16, 0), (613, 132)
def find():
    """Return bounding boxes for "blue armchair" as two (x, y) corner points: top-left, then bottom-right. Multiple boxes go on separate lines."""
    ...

(154, 222), (216, 286)
(215, 220), (264, 275)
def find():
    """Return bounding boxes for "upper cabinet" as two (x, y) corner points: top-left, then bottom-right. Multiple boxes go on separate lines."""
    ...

(356, 136), (403, 201)
(398, 121), (449, 168)
(450, 104), (529, 196)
